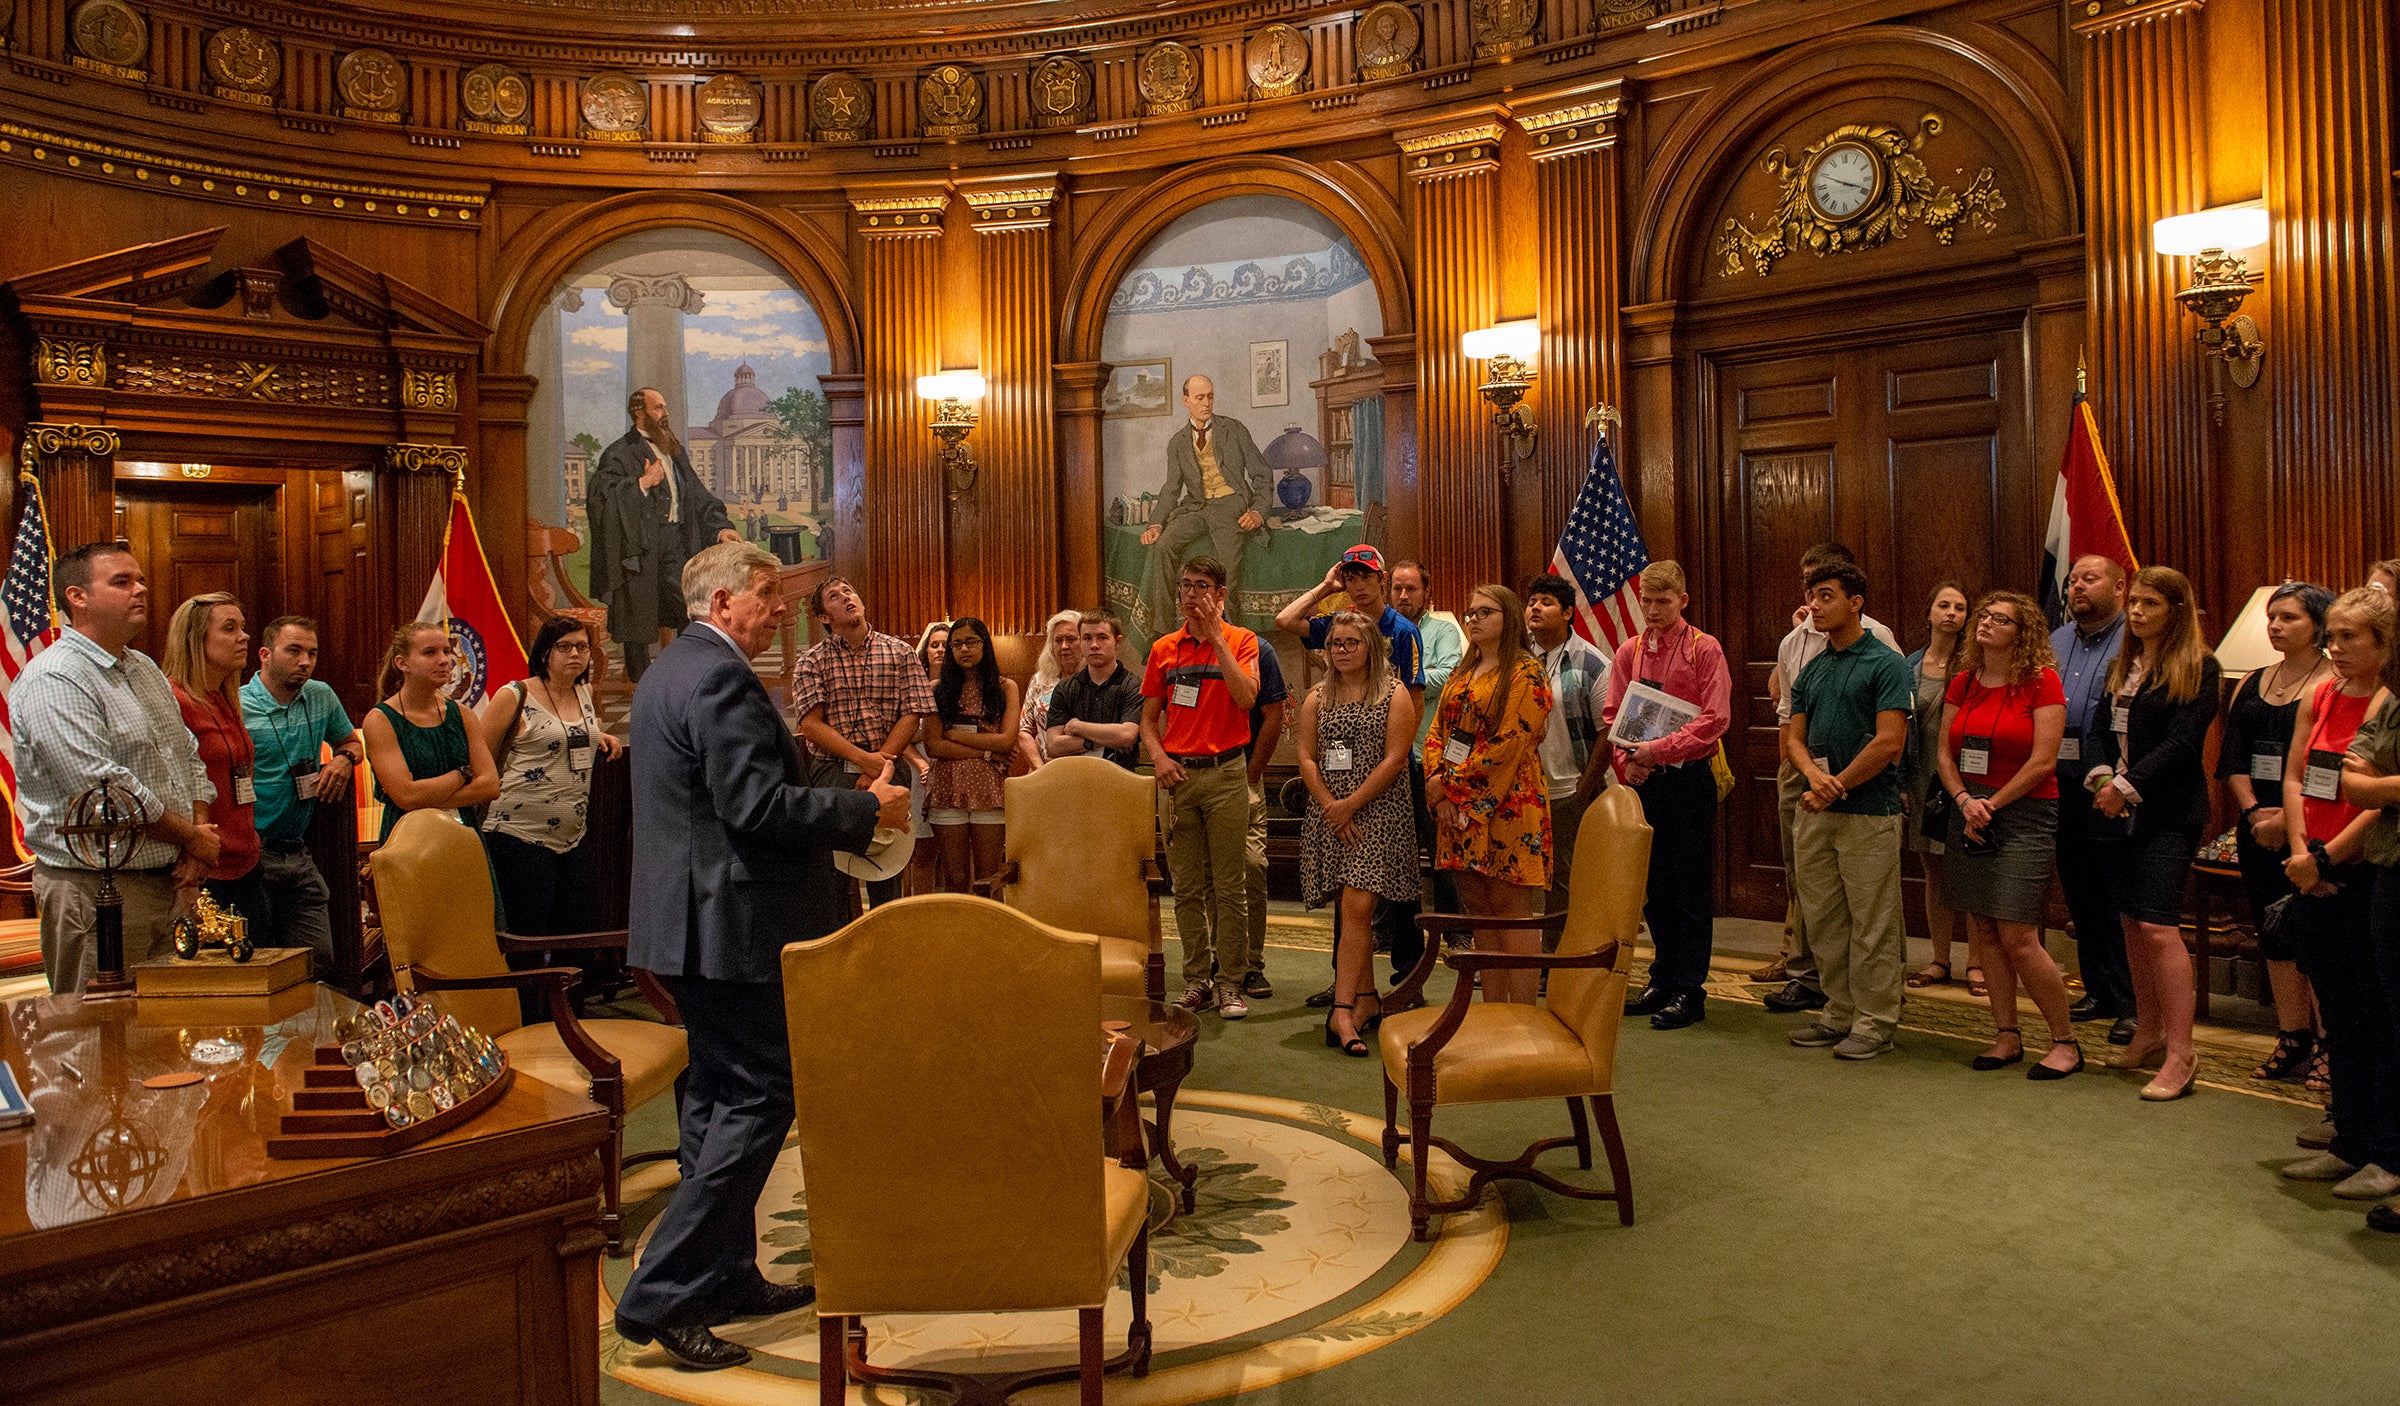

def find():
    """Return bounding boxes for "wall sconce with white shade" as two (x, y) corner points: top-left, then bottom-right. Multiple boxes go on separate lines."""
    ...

(1461, 319), (1539, 480)
(2153, 202), (2268, 425)
(916, 370), (986, 499)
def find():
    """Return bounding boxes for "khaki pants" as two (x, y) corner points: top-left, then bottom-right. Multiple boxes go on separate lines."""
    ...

(1160, 761), (1253, 988)
(1792, 810), (1906, 1040)
(1777, 759), (1819, 989)
(33, 863), (181, 994)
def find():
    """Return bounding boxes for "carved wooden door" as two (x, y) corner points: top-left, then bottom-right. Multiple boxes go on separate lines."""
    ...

(115, 481), (284, 668)
(1711, 328), (2028, 923)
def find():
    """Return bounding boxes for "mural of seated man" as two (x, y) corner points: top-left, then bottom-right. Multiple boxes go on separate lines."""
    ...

(1140, 373), (1274, 635)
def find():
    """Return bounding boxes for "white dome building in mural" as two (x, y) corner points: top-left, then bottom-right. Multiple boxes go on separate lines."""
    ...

(687, 362), (823, 512)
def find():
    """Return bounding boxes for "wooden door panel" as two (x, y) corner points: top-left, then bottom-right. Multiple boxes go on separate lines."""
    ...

(1884, 432), (2000, 634)
(118, 484), (281, 666)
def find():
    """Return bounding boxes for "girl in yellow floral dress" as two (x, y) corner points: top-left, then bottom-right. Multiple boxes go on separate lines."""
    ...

(1426, 584), (1555, 1003)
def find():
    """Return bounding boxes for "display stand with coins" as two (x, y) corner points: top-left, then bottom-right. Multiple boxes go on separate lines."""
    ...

(266, 993), (513, 1159)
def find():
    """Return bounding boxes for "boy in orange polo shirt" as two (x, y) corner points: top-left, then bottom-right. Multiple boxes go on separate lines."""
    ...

(1140, 555), (1263, 1016)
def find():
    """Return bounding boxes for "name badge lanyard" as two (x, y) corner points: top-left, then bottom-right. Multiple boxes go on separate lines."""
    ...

(268, 693), (325, 800)
(1444, 669), (1510, 768)
(1958, 680), (2005, 781)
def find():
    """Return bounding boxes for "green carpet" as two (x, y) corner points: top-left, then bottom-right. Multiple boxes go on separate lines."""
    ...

(601, 937), (2398, 1406)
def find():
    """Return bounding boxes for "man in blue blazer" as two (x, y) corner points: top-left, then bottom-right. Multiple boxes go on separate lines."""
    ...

(613, 540), (908, 1370)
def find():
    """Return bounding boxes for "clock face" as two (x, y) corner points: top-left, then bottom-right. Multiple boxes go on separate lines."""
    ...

(1809, 143), (1881, 222)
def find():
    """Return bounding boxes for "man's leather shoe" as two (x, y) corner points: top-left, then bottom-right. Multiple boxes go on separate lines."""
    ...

(717, 1280), (816, 1322)
(1622, 985), (1673, 1017)
(1305, 984), (1336, 1008)
(2108, 1016), (2138, 1046)
(2069, 995), (2114, 1022)
(1650, 991), (1706, 1030)
(1761, 980), (1829, 1014)
(615, 1317), (753, 1371)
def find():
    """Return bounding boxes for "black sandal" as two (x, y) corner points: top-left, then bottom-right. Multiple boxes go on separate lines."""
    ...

(1324, 1003), (1370, 1057)
(2028, 1036), (2083, 1081)
(1972, 1027), (2024, 1071)
(2254, 1029), (2314, 1082)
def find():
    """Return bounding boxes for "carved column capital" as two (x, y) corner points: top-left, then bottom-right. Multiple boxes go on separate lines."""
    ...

(1397, 112), (1507, 181)
(1515, 80), (1627, 161)
(961, 183), (1059, 231)
(33, 339), (110, 388)
(386, 443), (469, 477)
(851, 190), (951, 235)
(605, 273), (705, 316)
(19, 423), (120, 471)
(2072, 0), (2205, 34)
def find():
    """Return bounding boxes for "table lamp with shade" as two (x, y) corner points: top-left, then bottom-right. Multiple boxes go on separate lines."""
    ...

(2212, 582), (2286, 679)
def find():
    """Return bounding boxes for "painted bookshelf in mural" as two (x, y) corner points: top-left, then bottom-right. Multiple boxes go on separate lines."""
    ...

(1099, 195), (1387, 655)
(524, 229), (835, 589)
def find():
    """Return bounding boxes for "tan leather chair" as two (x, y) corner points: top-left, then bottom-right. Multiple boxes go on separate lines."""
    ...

(988, 753), (1167, 1003)
(1378, 785), (1652, 1241)
(785, 894), (1152, 1406)
(370, 808), (688, 1254)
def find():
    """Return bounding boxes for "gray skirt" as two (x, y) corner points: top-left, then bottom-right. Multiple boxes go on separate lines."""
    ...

(1941, 791), (2057, 925)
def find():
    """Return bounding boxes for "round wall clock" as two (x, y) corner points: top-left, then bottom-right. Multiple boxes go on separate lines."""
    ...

(1806, 141), (1884, 223)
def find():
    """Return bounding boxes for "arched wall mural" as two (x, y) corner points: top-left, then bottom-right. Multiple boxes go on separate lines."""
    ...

(1096, 194), (1386, 655)
(524, 228), (835, 589)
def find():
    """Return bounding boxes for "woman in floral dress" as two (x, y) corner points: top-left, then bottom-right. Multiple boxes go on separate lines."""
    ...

(1299, 611), (1422, 1054)
(1426, 585), (1555, 1004)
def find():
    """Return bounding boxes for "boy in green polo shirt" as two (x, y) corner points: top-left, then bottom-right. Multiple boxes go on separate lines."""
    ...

(1781, 562), (1914, 1060)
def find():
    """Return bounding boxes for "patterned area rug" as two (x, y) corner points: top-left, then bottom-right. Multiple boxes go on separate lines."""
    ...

(602, 1092), (1509, 1405)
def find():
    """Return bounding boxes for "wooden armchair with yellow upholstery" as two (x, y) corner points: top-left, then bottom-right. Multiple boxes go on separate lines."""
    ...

(369, 809), (688, 1255)
(1378, 785), (1652, 1241)
(985, 753), (1168, 1003)
(785, 895), (1153, 1406)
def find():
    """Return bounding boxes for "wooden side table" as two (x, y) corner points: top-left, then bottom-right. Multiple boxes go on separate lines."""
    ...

(1102, 995), (1200, 1215)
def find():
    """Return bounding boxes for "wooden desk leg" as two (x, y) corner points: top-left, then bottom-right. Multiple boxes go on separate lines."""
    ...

(1146, 1085), (1199, 1214)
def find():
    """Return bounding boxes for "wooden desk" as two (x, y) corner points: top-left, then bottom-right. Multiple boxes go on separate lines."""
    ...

(1102, 995), (1198, 1215)
(0, 985), (610, 1406)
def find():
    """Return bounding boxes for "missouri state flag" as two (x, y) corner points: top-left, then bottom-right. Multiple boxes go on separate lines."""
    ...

(415, 489), (527, 708)
(2039, 391), (2140, 626)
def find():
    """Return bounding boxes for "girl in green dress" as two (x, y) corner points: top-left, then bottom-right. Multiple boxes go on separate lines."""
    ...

(361, 621), (501, 844)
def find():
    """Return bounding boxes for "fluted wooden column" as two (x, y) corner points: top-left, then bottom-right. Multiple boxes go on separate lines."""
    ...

(961, 184), (1059, 633)
(1054, 362), (1110, 612)
(852, 190), (950, 634)
(1520, 83), (1627, 553)
(2076, 0), (2211, 574)
(820, 372), (867, 579)
(2263, 0), (2397, 587)
(1399, 114), (1506, 598)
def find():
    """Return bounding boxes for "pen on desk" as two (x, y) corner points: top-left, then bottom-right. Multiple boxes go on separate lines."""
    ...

(58, 1058), (85, 1083)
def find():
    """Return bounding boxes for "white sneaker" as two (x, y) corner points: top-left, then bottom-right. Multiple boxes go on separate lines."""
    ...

(1174, 982), (1217, 1013)
(2281, 1151), (2359, 1181)
(2331, 1163), (2400, 1200)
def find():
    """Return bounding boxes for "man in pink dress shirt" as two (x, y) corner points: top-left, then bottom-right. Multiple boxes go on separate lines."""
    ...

(1601, 561), (1733, 1029)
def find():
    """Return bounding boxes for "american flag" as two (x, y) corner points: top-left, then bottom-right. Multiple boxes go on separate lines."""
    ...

(1549, 427), (1649, 650)
(0, 471), (60, 863)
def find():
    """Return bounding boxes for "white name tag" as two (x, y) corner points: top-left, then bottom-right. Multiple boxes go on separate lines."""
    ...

(1811, 756), (1831, 775)
(2111, 704), (2131, 734)
(232, 766), (256, 807)
(570, 745), (595, 774)
(2303, 750), (2342, 802)
(2058, 735), (2081, 763)
(2250, 752), (2283, 782)
(294, 767), (320, 800)
(1172, 682), (1201, 709)
(1443, 733), (1473, 766)
(1324, 742), (1354, 772)
(1960, 742), (1992, 777)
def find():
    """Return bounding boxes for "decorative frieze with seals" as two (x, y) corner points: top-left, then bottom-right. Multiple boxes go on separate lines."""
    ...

(1472, 0), (1541, 59)
(1599, 0), (1658, 30)
(204, 27), (280, 109)
(1356, 3), (1421, 80)
(70, 0), (147, 80)
(462, 64), (531, 135)
(339, 49), (406, 124)
(1030, 54), (1091, 129)
(811, 72), (871, 143)
(696, 74), (760, 143)
(919, 64), (984, 139)
(1246, 23), (1309, 100)
(1140, 41), (1200, 117)
(581, 73), (648, 141)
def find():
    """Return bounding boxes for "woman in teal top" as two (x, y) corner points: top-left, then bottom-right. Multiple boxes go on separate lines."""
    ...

(361, 620), (501, 843)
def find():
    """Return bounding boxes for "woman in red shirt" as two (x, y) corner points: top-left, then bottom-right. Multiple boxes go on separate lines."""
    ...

(2277, 587), (2396, 1196)
(164, 593), (264, 929)
(1934, 591), (2075, 1077)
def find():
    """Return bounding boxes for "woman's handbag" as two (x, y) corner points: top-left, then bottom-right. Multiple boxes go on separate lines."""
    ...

(1918, 774), (1952, 844)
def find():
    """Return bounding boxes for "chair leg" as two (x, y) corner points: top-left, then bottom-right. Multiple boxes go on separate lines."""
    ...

(1591, 1094), (1634, 1226)
(600, 1093), (627, 1256)
(1128, 1221), (1153, 1377)
(1566, 1096), (1592, 1171)
(1079, 1307), (1104, 1406)
(819, 1314), (845, 1406)
(1408, 1092), (1434, 1243)
(1380, 1074), (1401, 1169)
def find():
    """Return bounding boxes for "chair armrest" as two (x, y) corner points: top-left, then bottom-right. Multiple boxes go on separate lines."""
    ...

(1385, 936), (1446, 1011)
(1416, 911), (1573, 936)
(497, 927), (629, 953)
(1143, 857), (1170, 896)
(1101, 1033), (1148, 1170)
(631, 968), (683, 1025)
(976, 861), (1021, 899)
(1444, 943), (1621, 975)
(1400, 960), (1482, 1070)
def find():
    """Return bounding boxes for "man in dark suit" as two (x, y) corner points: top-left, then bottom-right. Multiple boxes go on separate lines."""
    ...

(612, 540), (909, 1371)
(1138, 374), (1274, 642)
(587, 386), (743, 682)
